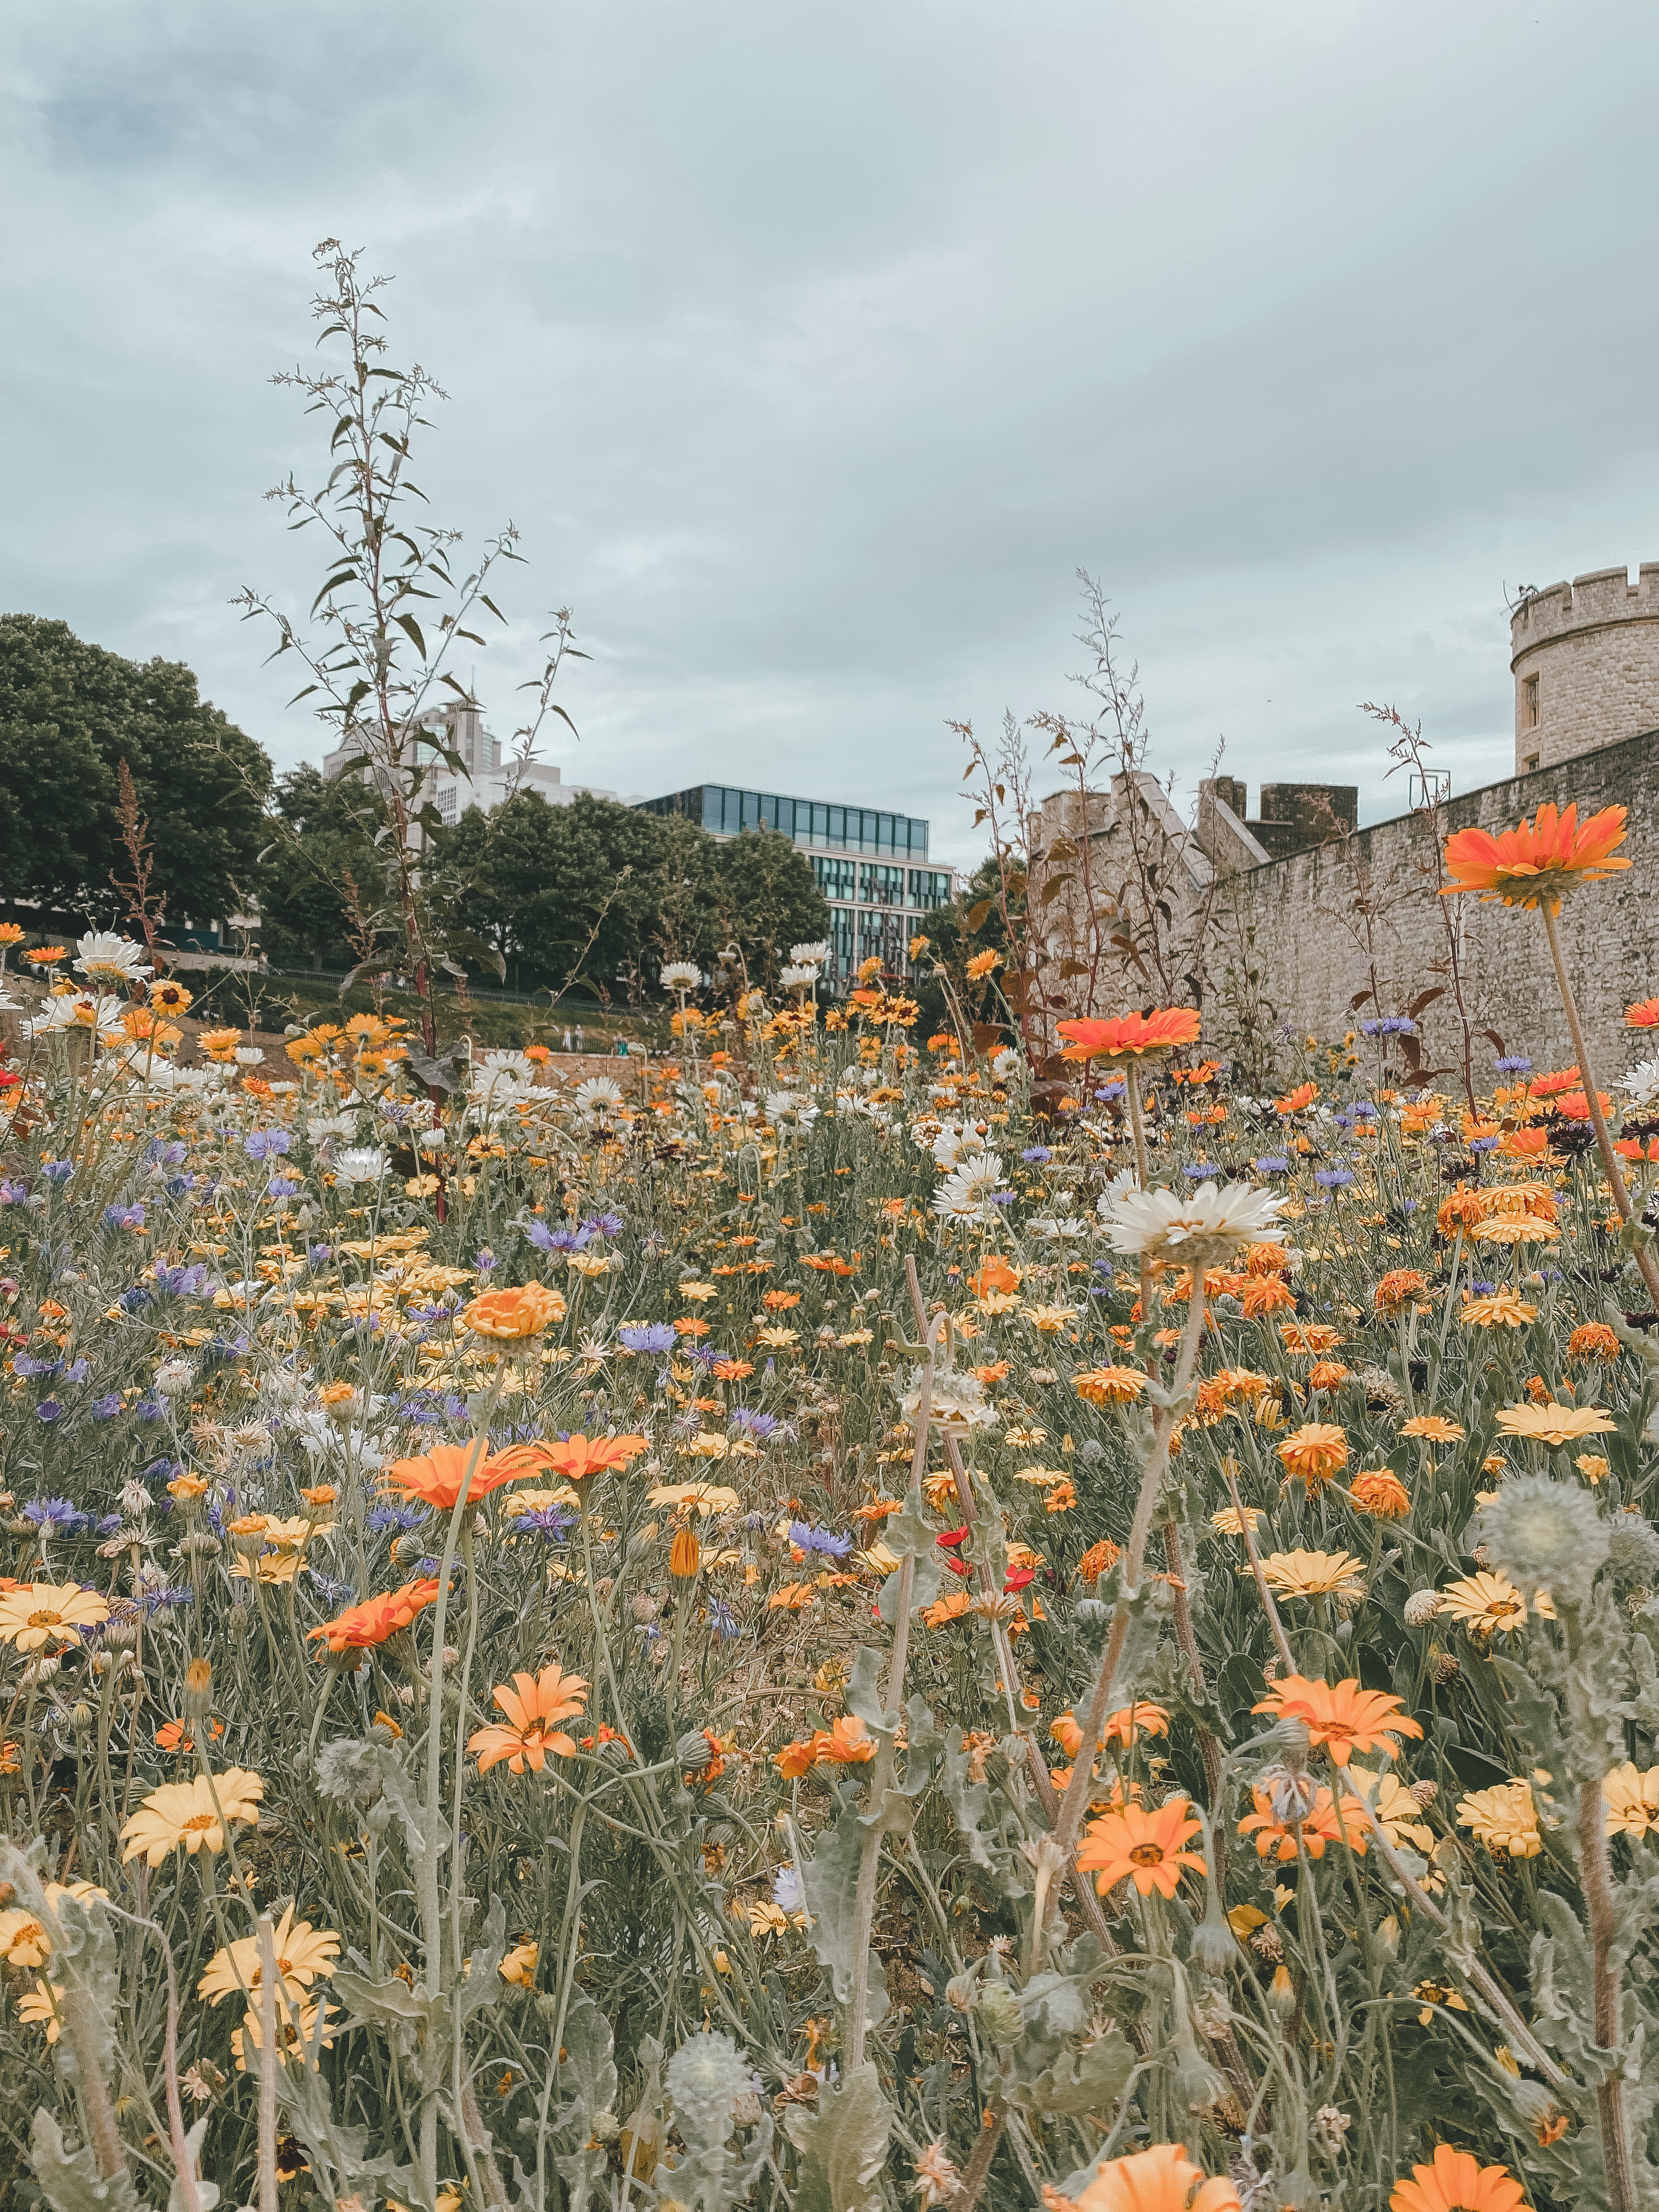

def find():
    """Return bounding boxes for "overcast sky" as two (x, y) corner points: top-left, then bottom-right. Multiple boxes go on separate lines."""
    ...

(6, 3), (1659, 867)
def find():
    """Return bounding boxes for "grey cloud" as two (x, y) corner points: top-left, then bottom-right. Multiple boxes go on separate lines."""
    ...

(4, 1), (1658, 869)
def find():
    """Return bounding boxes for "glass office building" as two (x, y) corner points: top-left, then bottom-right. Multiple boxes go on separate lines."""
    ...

(636, 782), (956, 985)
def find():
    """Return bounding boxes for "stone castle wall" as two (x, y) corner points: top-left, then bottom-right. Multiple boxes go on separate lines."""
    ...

(1510, 563), (1659, 774)
(1228, 731), (1659, 1075)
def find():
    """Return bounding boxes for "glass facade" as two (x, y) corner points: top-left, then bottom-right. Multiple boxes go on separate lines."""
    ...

(636, 782), (953, 988)
(637, 783), (930, 859)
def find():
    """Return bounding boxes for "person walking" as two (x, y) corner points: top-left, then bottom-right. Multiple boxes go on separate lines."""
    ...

(562, 1025), (572, 1052)
(575, 1023), (584, 1054)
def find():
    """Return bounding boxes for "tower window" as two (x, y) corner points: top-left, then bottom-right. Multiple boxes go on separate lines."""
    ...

(1523, 675), (1539, 729)
(1523, 754), (1539, 775)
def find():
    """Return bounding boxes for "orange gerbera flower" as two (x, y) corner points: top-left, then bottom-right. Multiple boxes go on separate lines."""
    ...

(1277, 1422), (1350, 1489)
(1076, 1797), (1204, 1898)
(1238, 1276), (1296, 1318)
(1441, 801), (1630, 915)
(1237, 1782), (1370, 1862)
(1374, 1269), (1428, 1313)
(469, 1664), (589, 1774)
(1389, 2144), (1529, 2212)
(1626, 997), (1659, 1029)
(1076, 1539), (1121, 1584)
(308, 1578), (442, 1656)
(462, 1282), (567, 1339)
(529, 1433), (651, 1483)
(382, 1441), (527, 1511)
(1275, 1081), (1319, 1115)
(1074, 1365), (1147, 1406)
(1568, 1321), (1621, 1362)
(1349, 1469), (1410, 1518)
(968, 1255), (1022, 1299)
(1056, 1008), (1203, 1062)
(1066, 2142), (1243, 2212)
(1252, 1674), (1424, 1765)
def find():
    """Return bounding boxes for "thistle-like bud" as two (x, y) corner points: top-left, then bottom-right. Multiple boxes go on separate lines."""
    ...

(1375, 1915), (1401, 1955)
(975, 1980), (1023, 2047)
(1266, 1963), (1296, 2016)
(1256, 1762), (1319, 1824)
(184, 1657), (212, 1718)
(945, 1972), (981, 2013)
(1480, 1474), (1609, 1613)
(1408, 1779), (1438, 1808)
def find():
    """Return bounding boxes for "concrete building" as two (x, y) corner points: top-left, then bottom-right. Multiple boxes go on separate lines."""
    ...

(635, 782), (957, 987)
(323, 701), (626, 823)
(1510, 563), (1659, 775)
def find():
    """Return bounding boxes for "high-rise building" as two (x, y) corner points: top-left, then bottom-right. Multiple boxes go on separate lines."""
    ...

(634, 782), (957, 986)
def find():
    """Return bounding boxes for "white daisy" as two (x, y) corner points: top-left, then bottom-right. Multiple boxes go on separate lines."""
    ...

(789, 941), (831, 967)
(574, 1076), (624, 1120)
(931, 1150), (1005, 1222)
(1621, 1057), (1659, 1107)
(332, 1148), (390, 1187)
(660, 962), (702, 992)
(1101, 1179), (1284, 1264)
(777, 965), (819, 991)
(73, 932), (151, 984)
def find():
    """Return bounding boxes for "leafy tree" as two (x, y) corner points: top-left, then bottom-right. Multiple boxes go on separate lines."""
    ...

(439, 796), (828, 1001)
(0, 613), (270, 927)
(255, 765), (387, 969)
(706, 827), (829, 990)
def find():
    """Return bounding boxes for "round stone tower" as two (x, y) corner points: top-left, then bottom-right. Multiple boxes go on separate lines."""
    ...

(1509, 562), (1659, 775)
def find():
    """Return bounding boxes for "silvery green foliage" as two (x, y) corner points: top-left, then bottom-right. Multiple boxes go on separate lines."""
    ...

(545, 1996), (618, 2212)
(1477, 1473), (1609, 1612)
(667, 2030), (755, 2142)
(782, 2062), (893, 2212)
(665, 2029), (775, 2212)
(28, 2109), (143, 2212)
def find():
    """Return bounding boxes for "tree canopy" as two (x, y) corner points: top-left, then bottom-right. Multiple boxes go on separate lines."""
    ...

(439, 792), (831, 1000)
(0, 614), (272, 929)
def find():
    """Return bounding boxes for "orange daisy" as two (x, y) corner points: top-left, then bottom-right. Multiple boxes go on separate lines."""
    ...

(1073, 1365), (1148, 1406)
(532, 1433), (651, 1483)
(1277, 1422), (1350, 1489)
(1626, 998), (1659, 1029)
(469, 1664), (589, 1774)
(1348, 1469), (1410, 1519)
(308, 1578), (442, 1656)
(1076, 1797), (1205, 1898)
(1056, 1008), (1203, 1063)
(1066, 2142), (1243, 2212)
(1389, 2145), (1529, 2212)
(382, 1442), (527, 1511)
(1252, 1674), (1424, 1765)
(1441, 801), (1630, 915)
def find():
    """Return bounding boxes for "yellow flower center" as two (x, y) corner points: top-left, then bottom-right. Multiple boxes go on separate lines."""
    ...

(181, 1813), (217, 1835)
(26, 1611), (62, 1630)
(1128, 1843), (1166, 1867)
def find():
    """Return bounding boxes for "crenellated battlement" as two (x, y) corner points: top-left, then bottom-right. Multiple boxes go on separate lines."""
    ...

(1510, 562), (1659, 662)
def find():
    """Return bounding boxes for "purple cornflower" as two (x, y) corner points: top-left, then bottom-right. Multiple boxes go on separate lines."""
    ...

(789, 1521), (854, 1560)
(618, 1322), (678, 1355)
(243, 1130), (291, 1161)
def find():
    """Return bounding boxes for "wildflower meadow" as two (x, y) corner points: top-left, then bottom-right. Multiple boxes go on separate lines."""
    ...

(1, 790), (1658, 2212)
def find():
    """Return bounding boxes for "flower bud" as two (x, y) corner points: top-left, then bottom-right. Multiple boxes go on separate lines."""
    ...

(975, 1980), (1023, 2046)
(945, 1972), (980, 2012)
(70, 1702), (93, 1733)
(1266, 1963), (1297, 2015)
(184, 1657), (212, 1718)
